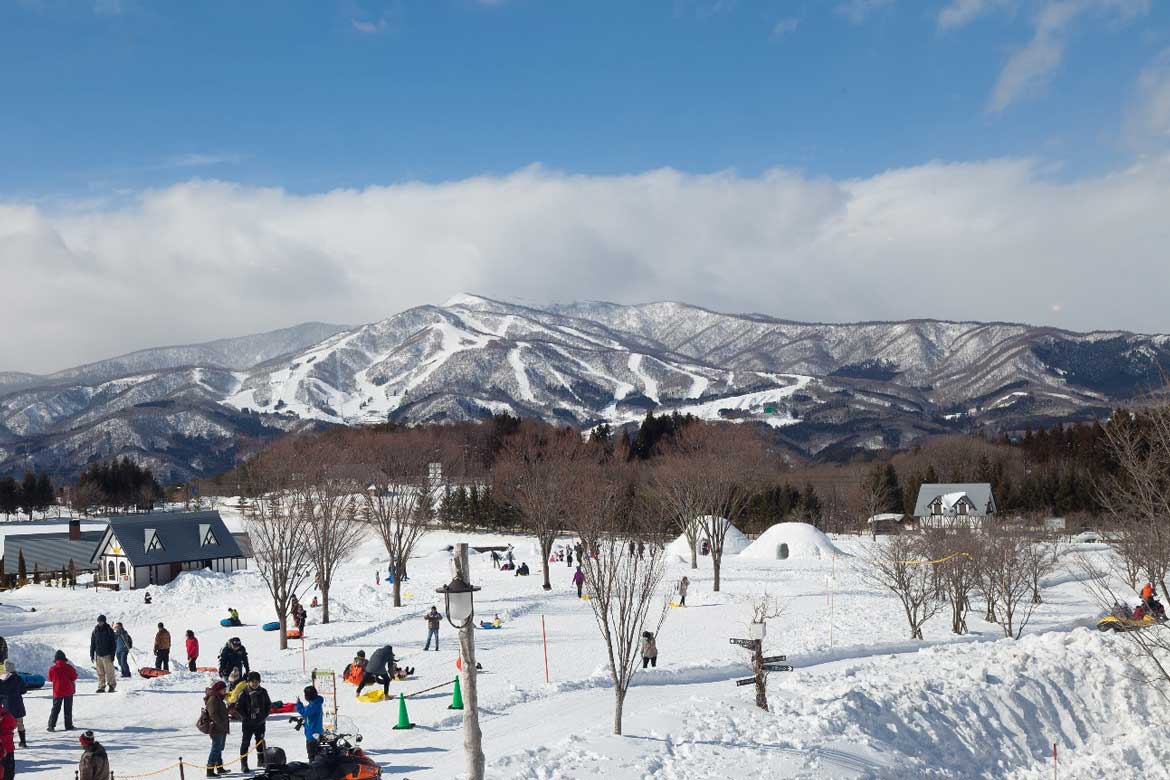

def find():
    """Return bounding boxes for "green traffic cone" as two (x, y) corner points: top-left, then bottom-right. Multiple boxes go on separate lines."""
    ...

(392, 693), (415, 730)
(448, 675), (464, 710)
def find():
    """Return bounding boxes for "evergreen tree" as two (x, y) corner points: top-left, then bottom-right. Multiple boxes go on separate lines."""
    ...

(17, 549), (27, 584)
(34, 471), (54, 512)
(20, 471), (37, 518)
(0, 476), (17, 519)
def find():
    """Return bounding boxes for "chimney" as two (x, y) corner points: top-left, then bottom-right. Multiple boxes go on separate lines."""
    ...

(68, 519), (81, 541)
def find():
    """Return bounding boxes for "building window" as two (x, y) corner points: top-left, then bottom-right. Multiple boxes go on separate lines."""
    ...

(107, 560), (115, 580)
(119, 561), (127, 576)
(202, 528), (218, 547)
(146, 534), (164, 552)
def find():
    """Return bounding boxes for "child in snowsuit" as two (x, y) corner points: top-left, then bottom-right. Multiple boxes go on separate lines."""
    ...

(1, 703), (16, 780)
(47, 650), (77, 732)
(573, 566), (585, 598)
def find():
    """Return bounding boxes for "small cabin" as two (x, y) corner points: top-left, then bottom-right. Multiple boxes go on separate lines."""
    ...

(90, 510), (246, 590)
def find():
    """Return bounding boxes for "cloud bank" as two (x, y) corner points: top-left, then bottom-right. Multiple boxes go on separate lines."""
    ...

(3, 158), (1170, 373)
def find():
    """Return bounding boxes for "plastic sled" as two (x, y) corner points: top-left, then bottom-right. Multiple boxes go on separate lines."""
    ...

(262, 621), (280, 631)
(139, 667), (170, 678)
(478, 622), (503, 629)
(358, 689), (387, 703)
(196, 666), (219, 673)
(1098, 614), (1161, 632)
(269, 701), (296, 714)
(286, 628), (303, 639)
(16, 673), (45, 689)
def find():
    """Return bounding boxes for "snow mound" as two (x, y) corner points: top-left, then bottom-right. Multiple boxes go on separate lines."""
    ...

(666, 518), (751, 559)
(741, 522), (845, 560)
(155, 568), (258, 601)
(5, 641), (94, 679)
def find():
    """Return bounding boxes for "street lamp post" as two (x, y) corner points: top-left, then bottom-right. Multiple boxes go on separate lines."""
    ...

(436, 543), (485, 780)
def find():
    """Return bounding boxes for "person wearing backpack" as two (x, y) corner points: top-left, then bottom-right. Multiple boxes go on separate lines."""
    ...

(236, 672), (271, 773)
(200, 680), (230, 777)
(112, 622), (133, 679)
(47, 650), (77, 732)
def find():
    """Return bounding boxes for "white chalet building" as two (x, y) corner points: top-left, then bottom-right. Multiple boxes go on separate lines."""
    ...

(913, 483), (997, 531)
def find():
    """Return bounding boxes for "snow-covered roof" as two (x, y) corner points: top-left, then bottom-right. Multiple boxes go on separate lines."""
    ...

(741, 522), (845, 561)
(913, 483), (995, 518)
(866, 512), (905, 524)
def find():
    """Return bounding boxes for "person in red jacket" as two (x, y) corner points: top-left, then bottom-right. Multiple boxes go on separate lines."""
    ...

(47, 650), (77, 732)
(1, 701), (16, 780)
(185, 630), (199, 673)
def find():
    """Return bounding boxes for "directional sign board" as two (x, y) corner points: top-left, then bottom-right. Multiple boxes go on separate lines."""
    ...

(762, 664), (794, 673)
(729, 638), (760, 649)
(735, 678), (756, 687)
(761, 655), (786, 663)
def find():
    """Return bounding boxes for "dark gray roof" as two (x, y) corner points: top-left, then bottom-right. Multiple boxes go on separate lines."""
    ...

(231, 532), (253, 559)
(2, 531), (103, 574)
(913, 483), (996, 518)
(91, 511), (243, 566)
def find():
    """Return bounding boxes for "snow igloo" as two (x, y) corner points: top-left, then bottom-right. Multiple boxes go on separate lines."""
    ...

(741, 522), (845, 561)
(666, 517), (751, 560)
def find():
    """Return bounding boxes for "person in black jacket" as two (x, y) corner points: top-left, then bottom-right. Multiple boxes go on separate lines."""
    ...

(356, 645), (394, 697)
(89, 615), (117, 693)
(236, 672), (271, 773)
(0, 661), (28, 747)
(217, 637), (249, 681)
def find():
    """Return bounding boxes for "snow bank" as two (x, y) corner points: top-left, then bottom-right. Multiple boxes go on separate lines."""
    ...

(666, 518), (750, 560)
(5, 641), (94, 679)
(741, 522), (845, 560)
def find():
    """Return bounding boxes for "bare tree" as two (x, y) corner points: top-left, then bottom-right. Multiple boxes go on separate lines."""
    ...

(361, 431), (442, 608)
(495, 422), (593, 591)
(572, 470), (672, 735)
(651, 424), (767, 591)
(243, 458), (315, 650)
(979, 532), (1039, 639)
(921, 530), (978, 634)
(1026, 537), (1061, 605)
(860, 535), (945, 640)
(860, 478), (891, 541)
(298, 443), (364, 624)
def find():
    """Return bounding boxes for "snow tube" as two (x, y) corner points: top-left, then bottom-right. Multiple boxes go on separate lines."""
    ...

(220, 618), (241, 627)
(286, 628), (303, 639)
(16, 673), (45, 690)
(139, 667), (170, 679)
(262, 621), (280, 632)
(478, 622), (503, 630)
(269, 702), (296, 715)
(1098, 614), (1161, 632)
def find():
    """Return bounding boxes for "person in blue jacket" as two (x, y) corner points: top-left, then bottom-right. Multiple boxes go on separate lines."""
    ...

(294, 686), (324, 760)
(0, 661), (28, 747)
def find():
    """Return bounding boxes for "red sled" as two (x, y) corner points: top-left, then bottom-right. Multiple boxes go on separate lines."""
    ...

(286, 628), (303, 639)
(269, 702), (296, 715)
(139, 667), (170, 679)
(196, 666), (219, 673)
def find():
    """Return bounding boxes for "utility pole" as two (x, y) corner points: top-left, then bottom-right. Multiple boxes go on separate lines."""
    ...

(455, 543), (485, 780)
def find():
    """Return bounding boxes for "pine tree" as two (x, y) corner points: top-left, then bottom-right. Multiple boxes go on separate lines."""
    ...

(20, 471), (37, 518)
(17, 549), (27, 584)
(0, 476), (17, 519)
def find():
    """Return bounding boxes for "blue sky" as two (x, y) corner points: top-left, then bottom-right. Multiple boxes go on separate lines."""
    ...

(2, 0), (1166, 198)
(4, 1), (1170, 372)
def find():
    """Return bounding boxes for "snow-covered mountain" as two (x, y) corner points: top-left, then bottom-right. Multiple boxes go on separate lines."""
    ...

(4, 295), (1168, 481)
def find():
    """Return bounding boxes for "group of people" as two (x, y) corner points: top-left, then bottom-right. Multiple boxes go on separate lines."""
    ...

(201, 670), (274, 776)
(345, 645), (415, 698)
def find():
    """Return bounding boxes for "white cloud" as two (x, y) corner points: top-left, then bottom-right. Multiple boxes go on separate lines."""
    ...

(1126, 48), (1170, 151)
(835, 0), (895, 25)
(771, 17), (800, 40)
(5, 159), (1170, 373)
(160, 153), (243, 169)
(351, 17), (388, 34)
(938, 0), (1016, 30)
(988, 0), (1151, 112)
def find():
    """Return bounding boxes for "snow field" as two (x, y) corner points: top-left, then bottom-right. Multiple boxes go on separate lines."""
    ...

(0, 529), (1164, 779)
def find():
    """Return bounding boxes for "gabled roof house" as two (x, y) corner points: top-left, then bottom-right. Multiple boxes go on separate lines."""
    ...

(90, 510), (246, 590)
(913, 483), (996, 530)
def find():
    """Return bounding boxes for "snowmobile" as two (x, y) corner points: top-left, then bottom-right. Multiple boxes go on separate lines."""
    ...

(258, 716), (380, 779)
(1097, 602), (1167, 632)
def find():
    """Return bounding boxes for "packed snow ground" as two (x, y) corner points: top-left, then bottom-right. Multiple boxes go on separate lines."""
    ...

(0, 515), (1165, 780)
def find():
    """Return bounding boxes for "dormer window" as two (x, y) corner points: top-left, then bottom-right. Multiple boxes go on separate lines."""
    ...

(145, 529), (164, 552)
(200, 522), (219, 547)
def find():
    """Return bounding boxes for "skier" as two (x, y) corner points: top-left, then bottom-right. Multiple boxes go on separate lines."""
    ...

(203, 680), (230, 778)
(153, 622), (171, 672)
(641, 631), (658, 669)
(0, 662), (27, 748)
(678, 576), (689, 607)
(112, 622), (133, 678)
(236, 672), (271, 773)
(185, 630), (200, 673)
(0, 702), (15, 780)
(217, 637), (249, 681)
(573, 566), (585, 598)
(356, 646), (394, 698)
(47, 650), (77, 732)
(424, 606), (442, 651)
(295, 686), (324, 760)
(77, 730), (110, 780)
(89, 615), (117, 693)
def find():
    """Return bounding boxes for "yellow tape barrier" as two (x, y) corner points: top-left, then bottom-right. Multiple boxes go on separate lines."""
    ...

(116, 741), (263, 778)
(896, 551), (973, 566)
